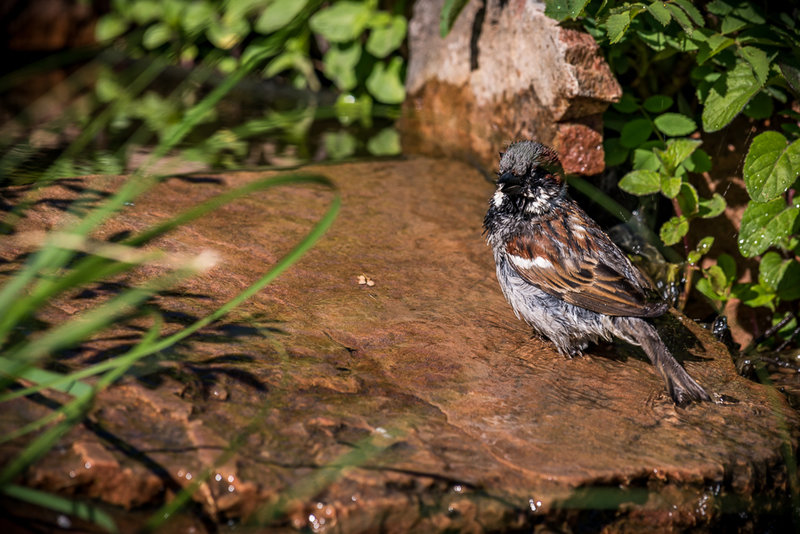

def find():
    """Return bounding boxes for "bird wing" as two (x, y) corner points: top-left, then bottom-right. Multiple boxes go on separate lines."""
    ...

(505, 213), (667, 318)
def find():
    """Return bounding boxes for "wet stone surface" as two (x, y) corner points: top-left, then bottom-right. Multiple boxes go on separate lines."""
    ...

(0, 157), (798, 532)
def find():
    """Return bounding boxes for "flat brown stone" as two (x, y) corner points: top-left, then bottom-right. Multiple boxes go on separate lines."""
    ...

(1, 158), (796, 532)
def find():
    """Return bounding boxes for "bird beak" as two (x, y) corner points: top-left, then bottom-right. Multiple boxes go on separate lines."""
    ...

(497, 172), (521, 186)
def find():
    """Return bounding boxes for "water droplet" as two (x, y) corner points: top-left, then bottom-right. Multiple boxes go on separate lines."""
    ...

(227, 484), (235, 493)
(215, 473), (222, 482)
(185, 472), (193, 480)
(57, 515), (71, 529)
(227, 474), (235, 483)
(84, 461), (92, 469)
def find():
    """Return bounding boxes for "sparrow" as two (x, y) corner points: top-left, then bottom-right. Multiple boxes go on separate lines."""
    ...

(483, 141), (710, 405)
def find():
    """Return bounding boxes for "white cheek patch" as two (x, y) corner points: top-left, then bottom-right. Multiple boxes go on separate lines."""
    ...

(493, 190), (504, 207)
(511, 255), (553, 269)
(525, 195), (550, 213)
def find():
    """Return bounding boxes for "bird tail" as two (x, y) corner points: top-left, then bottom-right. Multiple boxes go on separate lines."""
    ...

(616, 317), (711, 405)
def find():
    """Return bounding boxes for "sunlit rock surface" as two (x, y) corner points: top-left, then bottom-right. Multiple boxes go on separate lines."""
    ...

(400, 0), (621, 175)
(1, 158), (797, 532)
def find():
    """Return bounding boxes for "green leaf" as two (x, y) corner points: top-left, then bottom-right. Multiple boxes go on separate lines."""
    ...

(366, 57), (406, 104)
(732, 2), (765, 24)
(678, 182), (699, 215)
(620, 118), (652, 148)
(606, 12), (632, 44)
(739, 199), (799, 257)
(702, 61), (763, 132)
(95, 14), (128, 41)
(264, 51), (301, 78)
(612, 93), (639, 113)
(697, 256), (734, 301)
(717, 253), (737, 281)
(632, 148), (660, 171)
(367, 15), (407, 58)
(255, 0), (308, 34)
(779, 61), (800, 95)
(544, 0), (591, 22)
(322, 42), (362, 91)
(637, 27), (667, 51)
(440, 0), (471, 36)
(778, 261), (800, 300)
(695, 32), (734, 65)
(665, 3), (694, 36)
(698, 193), (726, 218)
(130, 1), (164, 25)
(696, 236), (715, 254)
(619, 169), (661, 195)
(733, 282), (775, 308)
(743, 131), (800, 202)
(660, 174), (682, 199)
(740, 46), (770, 85)
(366, 11), (393, 28)
(95, 72), (123, 103)
(367, 127), (401, 156)
(324, 131), (357, 159)
(673, 0), (704, 26)
(643, 94), (673, 113)
(142, 22), (173, 49)
(334, 93), (372, 125)
(657, 138), (701, 174)
(705, 265), (729, 294)
(309, 1), (372, 42)
(684, 148), (712, 173)
(759, 251), (786, 290)
(604, 137), (629, 166)
(206, 17), (250, 49)
(720, 14), (747, 34)
(654, 113), (697, 136)
(696, 277), (725, 301)
(706, 0), (734, 16)
(743, 91), (773, 120)
(183, 2), (215, 33)
(757, 253), (800, 302)
(646, 1), (671, 26)
(660, 216), (689, 246)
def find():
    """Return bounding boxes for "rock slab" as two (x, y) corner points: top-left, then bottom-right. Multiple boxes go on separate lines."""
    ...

(400, 0), (622, 175)
(0, 158), (797, 532)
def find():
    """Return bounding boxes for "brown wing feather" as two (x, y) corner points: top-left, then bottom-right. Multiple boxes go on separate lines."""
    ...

(505, 209), (667, 317)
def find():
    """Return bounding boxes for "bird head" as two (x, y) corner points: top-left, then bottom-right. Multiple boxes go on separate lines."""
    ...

(492, 141), (565, 216)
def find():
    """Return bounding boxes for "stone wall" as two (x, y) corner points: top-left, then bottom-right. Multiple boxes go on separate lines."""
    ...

(400, 0), (621, 175)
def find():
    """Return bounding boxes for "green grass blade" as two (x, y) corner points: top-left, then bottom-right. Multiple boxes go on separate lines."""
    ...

(3, 484), (118, 533)
(0, 362), (93, 400)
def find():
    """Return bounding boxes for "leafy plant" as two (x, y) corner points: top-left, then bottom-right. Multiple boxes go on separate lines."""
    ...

(546, 0), (800, 346)
(97, 0), (407, 104)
